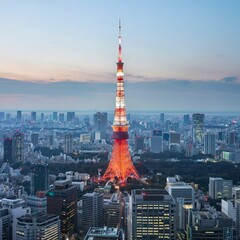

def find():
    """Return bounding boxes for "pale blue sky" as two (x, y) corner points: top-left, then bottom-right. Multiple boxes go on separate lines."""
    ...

(0, 1), (239, 111)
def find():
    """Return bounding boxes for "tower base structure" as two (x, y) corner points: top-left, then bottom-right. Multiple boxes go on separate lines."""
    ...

(101, 139), (139, 184)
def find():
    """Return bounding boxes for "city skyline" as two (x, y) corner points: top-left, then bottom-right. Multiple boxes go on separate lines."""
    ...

(0, 1), (240, 111)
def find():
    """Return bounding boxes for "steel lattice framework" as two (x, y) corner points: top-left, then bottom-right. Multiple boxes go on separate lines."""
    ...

(101, 21), (139, 183)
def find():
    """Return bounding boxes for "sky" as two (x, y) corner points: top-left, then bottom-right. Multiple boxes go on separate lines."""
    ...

(0, 0), (240, 112)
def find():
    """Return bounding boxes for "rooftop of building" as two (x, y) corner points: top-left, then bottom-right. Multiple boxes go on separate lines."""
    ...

(85, 226), (120, 239)
(17, 212), (58, 224)
(132, 189), (173, 203)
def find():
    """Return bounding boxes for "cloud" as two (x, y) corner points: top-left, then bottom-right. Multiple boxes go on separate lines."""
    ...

(0, 77), (240, 112)
(220, 76), (237, 83)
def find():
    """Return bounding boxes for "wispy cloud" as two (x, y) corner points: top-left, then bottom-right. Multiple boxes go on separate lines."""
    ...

(0, 77), (239, 112)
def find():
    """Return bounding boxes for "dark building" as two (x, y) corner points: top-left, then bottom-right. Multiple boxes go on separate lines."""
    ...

(192, 113), (204, 144)
(30, 164), (49, 195)
(40, 113), (44, 122)
(0, 208), (11, 240)
(31, 111), (37, 122)
(93, 112), (107, 132)
(53, 112), (58, 121)
(12, 131), (24, 163)
(163, 132), (170, 142)
(47, 179), (78, 238)
(17, 110), (22, 122)
(3, 138), (13, 164)
(6, 113), (10, 122)
(183, 114), (191, 125)
(160, 113), (165, 124)
(31, 133), (39, 146)
(134, 136), (145, 151)
(82, 192), (104, 233)
(59, 113), (65, 122)
(0, 112), (5, 121)
(67, 112), (75, 122)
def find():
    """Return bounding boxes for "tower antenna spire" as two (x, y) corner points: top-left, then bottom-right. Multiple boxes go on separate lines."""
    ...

(119, 19), (121, 36)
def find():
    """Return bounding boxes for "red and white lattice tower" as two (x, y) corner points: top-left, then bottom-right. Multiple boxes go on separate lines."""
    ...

(101, 21), (139, 184)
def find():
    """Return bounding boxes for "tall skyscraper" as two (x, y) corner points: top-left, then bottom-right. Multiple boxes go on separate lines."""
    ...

(228, 131), (237, 145)
(0, 112), (5, 121)
(59, 113), (64, 122)
(31, 111), (37, 122)
(204, 132), (216, 155)
(30, 164), (49, 195)
(82, 192), (104, 232)
(183, 114), (190, 125)
(150, 130), (163, 153)
(93, 112), (107, 132)
(53, 111), (58, 121)
(192, 113), (204, 144)
(67, 112), (75, 122)
(6, 113), (10, 122)
(64, 133), (73, 154)
(160, 113), (165, 124)
(128, 189), (176, 239)
(47, 179), (77, 238)
(3, 137), (13, 164)
(12, 131), (24, 163)
(100, 22), (139, 183)
(17, 110), (22, 122)
(40, 113), (44, 122)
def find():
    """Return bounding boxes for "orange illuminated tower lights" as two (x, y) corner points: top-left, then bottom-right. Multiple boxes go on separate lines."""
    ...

(101, 21), (139, 184)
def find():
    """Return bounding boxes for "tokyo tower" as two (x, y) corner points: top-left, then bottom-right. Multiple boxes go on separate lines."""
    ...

(101, 21), (139, 183)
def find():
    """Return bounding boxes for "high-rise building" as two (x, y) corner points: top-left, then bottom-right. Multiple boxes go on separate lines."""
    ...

(169, 132), (181, 144)
(12, 131), (24, 163)
(31, 111), (37, 122)
(67, 112), (75, 122)
(16, 212), (60, 240)
(59, 113), (64, 122)
(128, 189), (176, 239)
(0, 209), (11, 240)
(1, 196), (31, 240)
(192, 113), (204, 144)
(3, 137), (13, 164)
(150, 130), (163, 153)
(100, 22), (139, 183)
(64, 133), (73, 154)
(209, 177), (232, 200)
(47, 179), (78, 238)
(134, 136), (145, 152)
(53, 111), (58, 121)
(17, 110), (22, 122)
(228, 131), (237, 145)
(104, 192), (122, 227)
(0, 111), (5, 121)
(160, 113), (165, 124)
(204, 132), (216, 155)
(31, 133), (39, 146)
(30, 164), (49, 195)
(82, 192), (104, 232)
(183, 114), (190, 125)
(93, 112), (107, 132)
(6, 113), (10, 122)
(40, 113), (44, 122)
